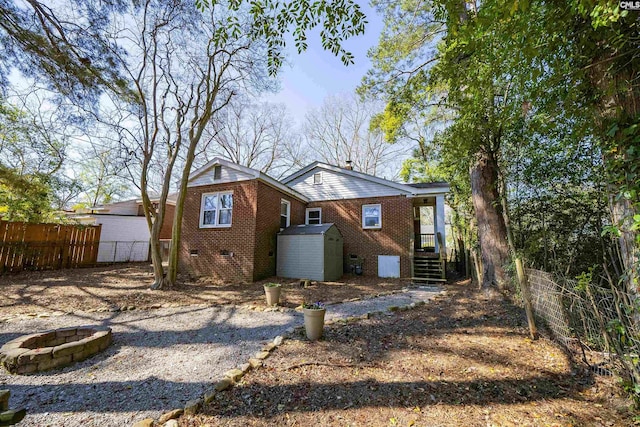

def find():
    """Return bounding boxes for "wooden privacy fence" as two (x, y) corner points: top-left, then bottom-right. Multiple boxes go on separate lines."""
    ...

(0, 221), (102, 272)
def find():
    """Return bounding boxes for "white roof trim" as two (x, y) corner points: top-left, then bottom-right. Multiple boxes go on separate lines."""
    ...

(188, 157), (261, 181)
(188, 157), (309, 203)
(135, 192), (178, 206)
(258, 174), (309, 203)
(282, 162), (449, 196)
(281, 161), (320, 183)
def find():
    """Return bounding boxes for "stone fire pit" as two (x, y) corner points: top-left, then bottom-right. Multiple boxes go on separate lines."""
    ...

(0, 326), (112, 374)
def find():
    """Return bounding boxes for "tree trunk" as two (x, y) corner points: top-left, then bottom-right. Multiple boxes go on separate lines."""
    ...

(470, 149), (510, 290)
(146, 188), (174, 290)
(610, 192), (639, 295)
(588, 47), (639, 296)
(166, 140), (198, 286)
(471, 248), (482, 289)
(148, 198), (168, 290)
(139, 160), (171, 290)
(164, 89), (235, 286)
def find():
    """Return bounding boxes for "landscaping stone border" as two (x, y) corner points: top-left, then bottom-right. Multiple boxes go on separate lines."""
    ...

(132, 287), (446, 427)
(0, 326), (112, 374)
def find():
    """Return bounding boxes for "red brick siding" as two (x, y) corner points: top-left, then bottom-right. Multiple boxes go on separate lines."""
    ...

(180, 179), (413, 281)
(253, 181), (306, 281)
(308, 196), (413, 277)
(179, 181), (258, 282)
(159, 204), (175, 240)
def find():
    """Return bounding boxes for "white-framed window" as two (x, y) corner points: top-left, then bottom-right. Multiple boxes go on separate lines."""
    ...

(200, 191), (233, 228)
(362, 204), (381, 229)
(313, 172), (323, 184)
(306, 208), (322, 225)
(280, 199), (291, 229)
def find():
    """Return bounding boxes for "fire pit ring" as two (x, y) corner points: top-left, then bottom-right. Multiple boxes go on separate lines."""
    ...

(0, 326), (112, 374)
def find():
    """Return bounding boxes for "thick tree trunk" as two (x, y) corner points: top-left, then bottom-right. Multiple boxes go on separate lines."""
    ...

(610, 192), (639, 295)
(470, 149), (510, 290)
(590, 62), (639, 296)
(139, 163), (171, 290)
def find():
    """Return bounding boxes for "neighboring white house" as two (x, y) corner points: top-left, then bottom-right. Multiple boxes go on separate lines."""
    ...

(88, 197), (176, 262)
(67, 199), (150, 262)
(67, 198), (162, 263)
(92, 214), (150, 262)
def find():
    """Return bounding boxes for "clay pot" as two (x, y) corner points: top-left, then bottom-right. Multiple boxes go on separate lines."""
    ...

(303, 308), (326, 340)
(264, 284), (281, 306)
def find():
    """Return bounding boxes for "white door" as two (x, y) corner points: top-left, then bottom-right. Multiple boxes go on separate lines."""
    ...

(378, 255), (400, 278)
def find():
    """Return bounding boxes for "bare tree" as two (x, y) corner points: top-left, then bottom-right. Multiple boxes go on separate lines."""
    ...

(304, 93), (410, 178)
(88, 0), (269, 289)
(201, 97), (305, 179)
(2, 0), (368, 290)
(0, 89), (86, 217)
(73, 142), (131, 208)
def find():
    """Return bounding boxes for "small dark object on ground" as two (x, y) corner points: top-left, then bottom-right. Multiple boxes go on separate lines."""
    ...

(300, 279), (311, 288)
(0, 390), (26, 426)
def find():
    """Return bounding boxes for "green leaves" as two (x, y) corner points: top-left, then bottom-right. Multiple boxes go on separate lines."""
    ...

(361, 0), (638, 277)
(202, 0), (366, 76)
(0, 1), (135, 104)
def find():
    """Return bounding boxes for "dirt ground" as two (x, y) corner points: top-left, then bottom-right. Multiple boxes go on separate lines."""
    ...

(0, 263), (408, 319)
(183, 279), (637, 427)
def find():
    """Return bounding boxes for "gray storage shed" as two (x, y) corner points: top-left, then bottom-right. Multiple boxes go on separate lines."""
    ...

(277, 223), (343, 281)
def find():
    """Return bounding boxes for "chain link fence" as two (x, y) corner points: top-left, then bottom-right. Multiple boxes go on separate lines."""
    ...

(526, 268), (640, 386)
(97, 241), (150, 263)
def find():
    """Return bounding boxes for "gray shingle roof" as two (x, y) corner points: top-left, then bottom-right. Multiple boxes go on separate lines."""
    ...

(405, 182), (449, 189)
(278, 223), (337, 235)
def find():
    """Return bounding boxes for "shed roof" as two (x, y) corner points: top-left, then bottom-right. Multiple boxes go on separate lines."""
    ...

(406, 182), (449, 189)
(278, 223), (338, 236)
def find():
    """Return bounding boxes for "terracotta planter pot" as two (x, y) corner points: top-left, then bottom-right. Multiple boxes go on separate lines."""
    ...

(264, 285), (281, 306)
(303, 308), (326, 341)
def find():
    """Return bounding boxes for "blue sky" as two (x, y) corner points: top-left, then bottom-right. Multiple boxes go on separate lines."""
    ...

(265, 2), (384, 125)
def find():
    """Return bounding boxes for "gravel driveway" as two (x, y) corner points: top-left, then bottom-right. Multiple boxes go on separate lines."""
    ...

(0, 286), (441, 426)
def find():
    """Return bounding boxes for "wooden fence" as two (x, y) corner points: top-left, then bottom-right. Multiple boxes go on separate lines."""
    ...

(0, 221), (102, 272)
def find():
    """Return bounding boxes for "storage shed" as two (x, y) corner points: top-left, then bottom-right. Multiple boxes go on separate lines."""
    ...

(277, 224), (343, 281)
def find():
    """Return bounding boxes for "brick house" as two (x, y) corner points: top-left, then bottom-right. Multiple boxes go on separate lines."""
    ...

(180, 158), (449, 283)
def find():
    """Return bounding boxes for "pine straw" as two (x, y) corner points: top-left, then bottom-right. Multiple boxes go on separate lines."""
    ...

(0, 263), (408, 318)
(183, 280), (636, 427)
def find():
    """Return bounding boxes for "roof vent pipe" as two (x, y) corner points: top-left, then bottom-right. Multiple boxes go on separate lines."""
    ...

(345, 160), (353, 170)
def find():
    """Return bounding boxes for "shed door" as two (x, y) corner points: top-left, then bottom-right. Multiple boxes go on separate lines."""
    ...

(378, 255), (400, 278)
